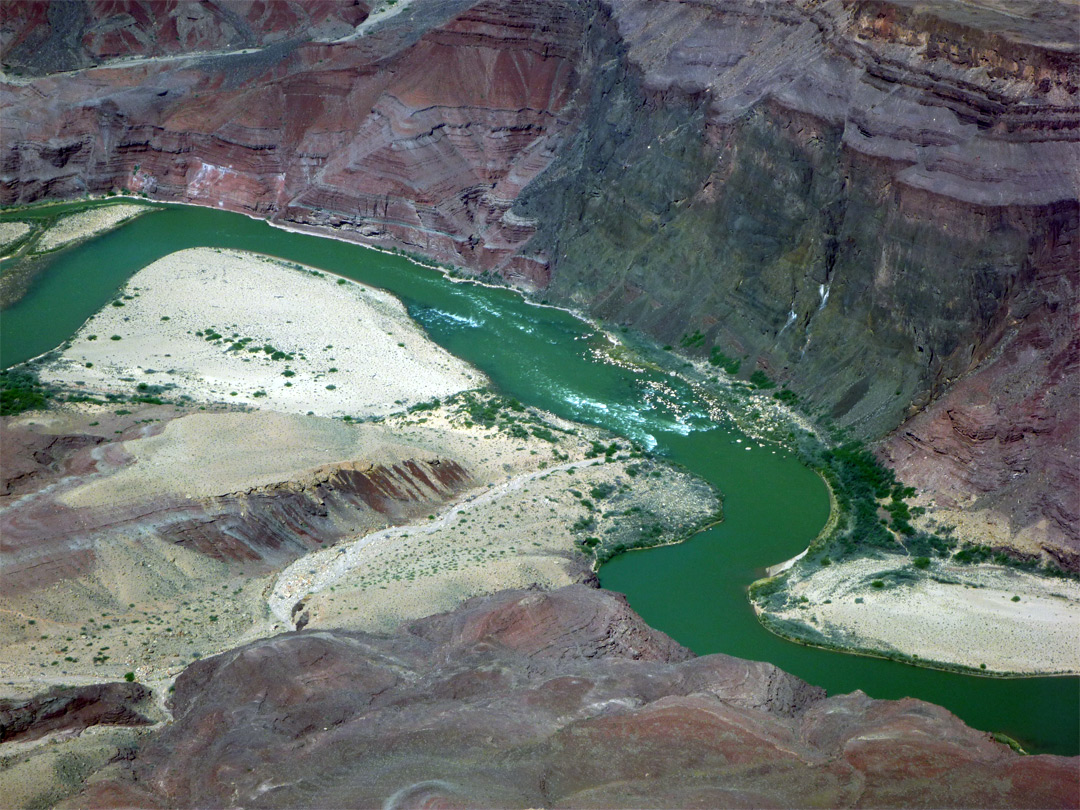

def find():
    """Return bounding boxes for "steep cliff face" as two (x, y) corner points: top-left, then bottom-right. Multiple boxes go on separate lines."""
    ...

(2, 0), (1077, 555)
(66, 586), (1080, 809)
(2, 0), (583, 285)
(516, 0), (1079, 554)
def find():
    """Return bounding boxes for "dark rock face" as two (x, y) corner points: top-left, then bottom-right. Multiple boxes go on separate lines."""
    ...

(68, 586), (1078, 809)
(515, 0), (1079, 553)
(0, 682), (152, 744)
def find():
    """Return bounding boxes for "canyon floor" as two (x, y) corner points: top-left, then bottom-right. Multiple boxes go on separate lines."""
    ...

(0, 246), (722, 807)
(1, 216), (1077, 807)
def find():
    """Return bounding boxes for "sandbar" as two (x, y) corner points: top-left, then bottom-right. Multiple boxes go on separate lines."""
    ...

(760, 555), (1080, 675)
(0, 221), (31, 250)
(40, 247), (483, 418)
(33, 203), (149, 252)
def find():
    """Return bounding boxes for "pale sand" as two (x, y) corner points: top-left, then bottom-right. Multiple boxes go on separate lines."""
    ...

(764, 556), (1080, 675)
(0, 220), (31, 250)
(274, 454), (718, 632)
(59, 410), (425, 508)
(32, 203), (149, 252)
(40, 247), (482, 417)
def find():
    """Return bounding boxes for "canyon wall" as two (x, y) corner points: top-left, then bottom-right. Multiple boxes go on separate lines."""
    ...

(1, 0), (1077, 556)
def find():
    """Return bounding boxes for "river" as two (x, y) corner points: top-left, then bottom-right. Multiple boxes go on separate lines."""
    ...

(2, 201), (1076, 755)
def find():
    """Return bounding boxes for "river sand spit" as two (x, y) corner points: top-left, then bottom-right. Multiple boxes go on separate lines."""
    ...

(0, 220), (31, 250)
(40, 247), (482, 417)
(33, 203), (150, 252)
(766, 555), (1080, 675)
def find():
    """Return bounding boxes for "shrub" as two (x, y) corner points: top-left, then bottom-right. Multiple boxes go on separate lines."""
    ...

(680, 330), (705, 348)
(749, 370), (775, 389)
(708, 347), (740, 374)
(124, 672), (136, 682)
(0, 368), (50, 415)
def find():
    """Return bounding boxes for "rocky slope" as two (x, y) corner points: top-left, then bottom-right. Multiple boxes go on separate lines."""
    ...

(63, 585), (1079, 809)
(0, 682), (153, 745)
(0, 1), (371, 75)
(0, 409), (473, 597)
(2, 0), (1076, 561)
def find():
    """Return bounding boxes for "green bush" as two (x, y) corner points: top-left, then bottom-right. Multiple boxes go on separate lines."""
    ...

(680, 330), (705, 348)
(708, 347), (741, 375)
(0, 368), (50, 415)
(749, 370), (776, 389)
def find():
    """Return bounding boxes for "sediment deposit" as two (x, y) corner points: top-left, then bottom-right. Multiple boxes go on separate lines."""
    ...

(31, 203), (148, 252)
(39, 247), (482, 417)
(757, 555), (1080, 675)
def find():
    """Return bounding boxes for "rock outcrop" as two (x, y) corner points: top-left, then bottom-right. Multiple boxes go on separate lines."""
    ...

(0, 682), (152, 744)
(2, 0), (1076, 560)
(0, 417), (472, 595)
(68, 585), (1079, 809)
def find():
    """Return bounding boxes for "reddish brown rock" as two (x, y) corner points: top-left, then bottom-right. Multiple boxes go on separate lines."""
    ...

(67, 586), (1078, 809)
(0, 681), (152, 744)
(2, 0), (582, 285)
(1, 1), (370, 74)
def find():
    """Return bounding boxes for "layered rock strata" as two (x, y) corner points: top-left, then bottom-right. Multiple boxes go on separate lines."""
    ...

(2, 0), (1076, 559)
(0, 417), (472, 595)
(69, 585), (1079, 809)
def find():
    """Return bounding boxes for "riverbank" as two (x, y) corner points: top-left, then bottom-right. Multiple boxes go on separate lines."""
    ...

(32, 203), (149, 253)
(37, 247), (482, 418)
(754, 555), (1080, 676)
(272, 447), (718, 632)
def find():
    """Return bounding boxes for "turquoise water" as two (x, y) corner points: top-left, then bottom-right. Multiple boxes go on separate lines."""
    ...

(3, 202), (1076, 755)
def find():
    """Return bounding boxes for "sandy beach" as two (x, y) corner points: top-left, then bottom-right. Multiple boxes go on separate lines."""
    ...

(760, 555), (1080, 675)
(32, 203), (149, 252)
(0, 220), (31, 250)
(40, 247), (482, 417)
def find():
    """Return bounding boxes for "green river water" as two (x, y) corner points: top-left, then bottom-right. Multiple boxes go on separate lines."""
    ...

(2, 201), (1077, 755)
